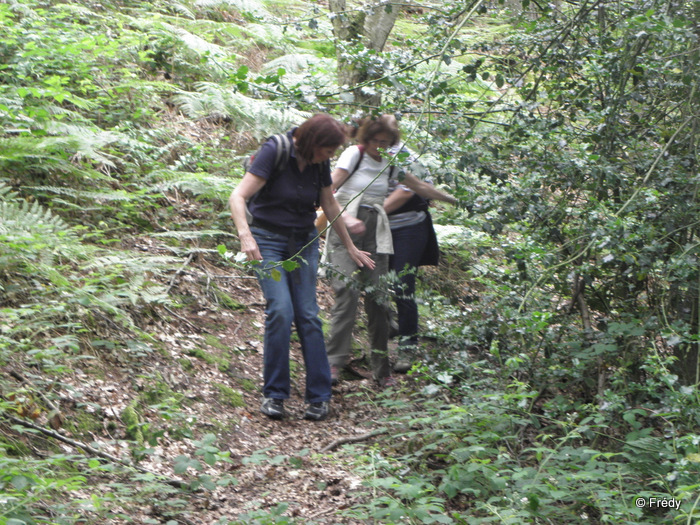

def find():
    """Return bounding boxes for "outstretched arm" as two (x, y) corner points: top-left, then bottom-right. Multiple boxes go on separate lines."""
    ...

(384, 186), (414, 214)
(401, 171), (457, 205)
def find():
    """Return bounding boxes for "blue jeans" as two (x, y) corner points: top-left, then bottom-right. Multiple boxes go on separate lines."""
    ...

(252, 226), (332, 403)
(390, 217), (431, 349)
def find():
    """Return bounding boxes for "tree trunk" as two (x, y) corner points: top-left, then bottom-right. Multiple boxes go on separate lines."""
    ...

(328, 0), (399, 108)
(671, 0), (700, 386)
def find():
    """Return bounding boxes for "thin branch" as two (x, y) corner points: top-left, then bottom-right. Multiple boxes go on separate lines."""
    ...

(166, 252), (196, 294)
(163, 305), (211, 334)
(6, 369), (61, 416)
(320, 429), (388, 453)
(1, 413), (189, 489)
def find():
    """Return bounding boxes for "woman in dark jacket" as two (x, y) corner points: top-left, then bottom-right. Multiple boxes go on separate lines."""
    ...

(384, 148), (444, 373)
(229, 114), (374, 421)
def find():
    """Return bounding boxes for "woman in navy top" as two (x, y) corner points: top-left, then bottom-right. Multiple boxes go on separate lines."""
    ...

(229, 114), (374, 421)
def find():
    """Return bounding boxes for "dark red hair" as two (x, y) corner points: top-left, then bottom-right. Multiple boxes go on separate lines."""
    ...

(293, 114), (347, 163)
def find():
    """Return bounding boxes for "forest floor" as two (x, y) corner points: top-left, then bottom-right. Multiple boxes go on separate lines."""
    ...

(53, 232), (431, 524)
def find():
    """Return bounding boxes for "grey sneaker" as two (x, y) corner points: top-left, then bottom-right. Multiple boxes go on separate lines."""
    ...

(304, 401), (330, 421)
(393, 358), (413, 373)
(261, 397), (285, 419)
(394, 344), (417, 373)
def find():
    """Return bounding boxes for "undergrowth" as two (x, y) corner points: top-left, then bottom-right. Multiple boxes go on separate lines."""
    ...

(2, 0), (700, 523)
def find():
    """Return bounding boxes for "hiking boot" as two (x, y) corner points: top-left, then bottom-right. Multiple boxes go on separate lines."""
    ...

(260, 397), (285, 419)
(304, 401), (330, 421)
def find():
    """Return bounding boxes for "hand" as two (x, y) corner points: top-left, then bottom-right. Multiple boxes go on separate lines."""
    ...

(239, 232), (262, 261)
(349, 247), (375, 270)
(343, 215), (366, 236)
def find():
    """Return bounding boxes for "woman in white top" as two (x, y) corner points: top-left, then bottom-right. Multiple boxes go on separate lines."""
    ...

(325, 115), (456, 388)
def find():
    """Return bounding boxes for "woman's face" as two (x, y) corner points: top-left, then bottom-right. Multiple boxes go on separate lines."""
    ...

(366, 132), (393, 159)
(312, 145), (339, 164)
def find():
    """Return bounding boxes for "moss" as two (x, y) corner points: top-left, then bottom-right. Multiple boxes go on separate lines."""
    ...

(178, 357), (194, 371)
(137, 373), (183, 406)
(215, 289), (246, 311)
(67, 408), (104, 438)
(297, 39), (336, 58)
(121, 403), (144, 443)
(187, 347), (219, 366)
(187, 345), (233, 375)
(289, 359), (300, 381)
(238, 378), (257, 393)
(214, 383), (246, 408)
(203, 334), (230, 351)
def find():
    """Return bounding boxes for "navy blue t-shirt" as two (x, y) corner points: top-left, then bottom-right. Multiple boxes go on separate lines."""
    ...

(247, 130), (332, 231)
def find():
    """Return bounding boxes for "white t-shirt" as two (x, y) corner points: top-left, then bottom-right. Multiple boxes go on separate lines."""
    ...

(334, 145), (392, 200)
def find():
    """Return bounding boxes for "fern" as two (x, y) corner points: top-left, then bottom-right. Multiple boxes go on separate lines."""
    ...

(52, 3), (106, 19)
(130, 17), (231, 59)
(0, 136), (114, 180)
(0, 181), (18, 201)
(193, 0), (269, 19)
(0, 189), (76, 242)
(2, 0), (37, 19)
(42, 123), (141, 169)
(168, 2), (196, 20)
(0, 137), (78, 174)
(0, 197), (78, 278)
(27, 186), (143, 203)
(172, 82), (310, 139)
(262, 53), (337, 96)
(152, 229), (238, 240)
(148, 170), (237, 198)
(263, 53), (327, 74)
(242, 22), (295, 48)
(82, 253), (181, 274)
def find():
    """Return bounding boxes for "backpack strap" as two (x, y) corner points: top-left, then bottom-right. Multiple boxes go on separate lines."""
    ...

(245, 132), (292, 224)
(336, 144), (365, 191)
(351, 144), (365, 177)
(269, 133), (291, 177)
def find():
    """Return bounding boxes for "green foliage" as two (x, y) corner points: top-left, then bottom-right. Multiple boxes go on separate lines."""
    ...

(214, 289), (246, 311)
(345, 355), (700, 524)
(0, 449), (98, 524)
(0, 182), (77, 266)
(2, 0), (700, 522)
(229, 502), (299, 525)
(173, 433), (235, 491)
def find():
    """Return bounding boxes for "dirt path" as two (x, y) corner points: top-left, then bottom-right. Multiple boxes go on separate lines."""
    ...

(135, 257), (407, 523)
